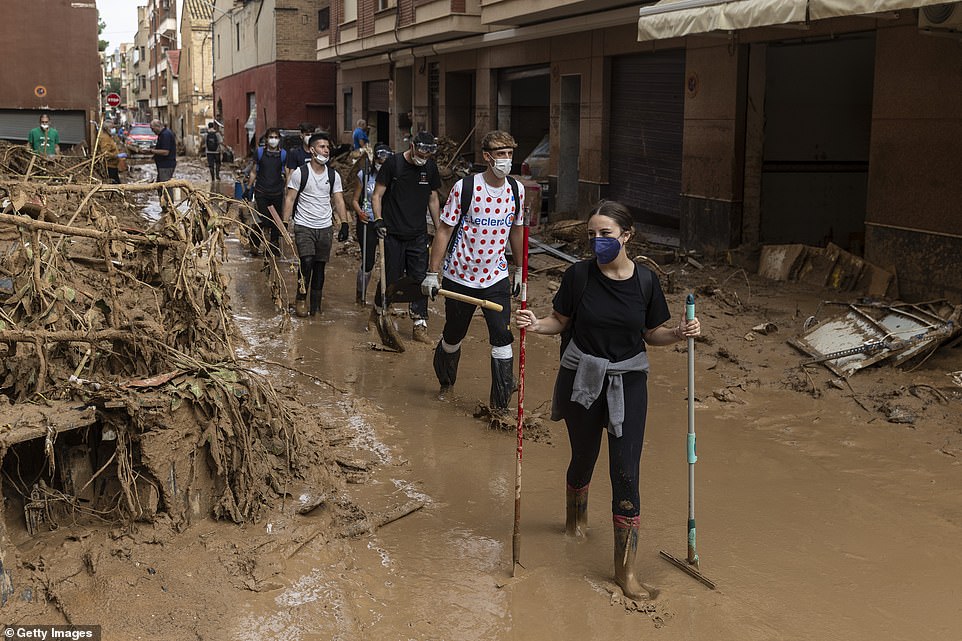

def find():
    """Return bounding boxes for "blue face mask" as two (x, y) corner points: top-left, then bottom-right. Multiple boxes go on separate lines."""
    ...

(590, 236), (622, 264)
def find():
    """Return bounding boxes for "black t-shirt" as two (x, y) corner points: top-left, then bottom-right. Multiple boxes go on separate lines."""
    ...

(155, 128), (177, 169)
(254, 148), (286, 195)
(553, 260), (671, 362)
(286, 146), (310, 170)
(375, 153), (441, 239)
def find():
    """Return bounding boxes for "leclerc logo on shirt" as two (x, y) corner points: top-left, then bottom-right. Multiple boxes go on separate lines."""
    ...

(419, 171), (429, 185)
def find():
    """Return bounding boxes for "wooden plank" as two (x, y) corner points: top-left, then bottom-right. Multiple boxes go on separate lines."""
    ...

(0, 403), (97, 448)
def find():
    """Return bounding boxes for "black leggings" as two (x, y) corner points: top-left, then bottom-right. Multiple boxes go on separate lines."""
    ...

(355, 218), (378, 273)
(555, 367), (649, 517)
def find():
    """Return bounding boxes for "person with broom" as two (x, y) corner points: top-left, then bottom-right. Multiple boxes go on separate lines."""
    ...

(514, 200), (701, 601)
(421, 130), (526, 411)
(352, 143), (393, 305)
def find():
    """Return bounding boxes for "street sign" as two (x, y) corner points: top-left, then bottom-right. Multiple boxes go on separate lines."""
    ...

(106, 93), (121, 107)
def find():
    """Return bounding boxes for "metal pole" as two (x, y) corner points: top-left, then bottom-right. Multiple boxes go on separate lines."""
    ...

(685, 293), (699, 569)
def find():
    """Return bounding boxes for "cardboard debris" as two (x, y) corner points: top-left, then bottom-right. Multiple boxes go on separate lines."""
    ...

(759, 243), (895, 298)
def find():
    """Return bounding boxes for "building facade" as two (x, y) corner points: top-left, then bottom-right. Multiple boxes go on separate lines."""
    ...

(0, 0), (100, 147)
(147, 0), (179, 125)
(320, 0), (962, 301)
(212, 0), (337, 157)
(179, 0), (216, 154)
(127, 6), (152, 123)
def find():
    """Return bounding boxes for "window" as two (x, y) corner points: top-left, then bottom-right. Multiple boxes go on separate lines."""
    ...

(342, 0), (356, 23)
(343, 90), (353, 132)
(377, 0), (393, 10)
(318, 7), (330, 32)
(217, 34), (221, 59)
(236, 23), (241, 51)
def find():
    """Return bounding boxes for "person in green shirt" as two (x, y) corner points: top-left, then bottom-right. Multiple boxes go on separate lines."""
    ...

(27, 113), (60, 158)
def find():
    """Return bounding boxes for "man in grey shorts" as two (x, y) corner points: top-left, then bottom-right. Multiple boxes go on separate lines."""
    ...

(281, 132), (350, 317)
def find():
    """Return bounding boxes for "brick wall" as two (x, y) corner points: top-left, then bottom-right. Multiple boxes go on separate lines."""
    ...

(358, 0), (375, 37)
(276, 0), (326, 61)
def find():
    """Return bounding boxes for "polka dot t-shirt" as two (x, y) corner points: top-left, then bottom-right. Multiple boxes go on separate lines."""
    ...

(441, 176), (525, 289)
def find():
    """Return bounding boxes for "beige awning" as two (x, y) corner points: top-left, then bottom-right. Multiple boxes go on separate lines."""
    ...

(637, 0), (808, 42)
(638, 0), (958, 41)
(809, 0), (956, 20)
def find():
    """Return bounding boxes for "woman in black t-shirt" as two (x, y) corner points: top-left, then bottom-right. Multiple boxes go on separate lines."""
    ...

(516, 200), (701, 601)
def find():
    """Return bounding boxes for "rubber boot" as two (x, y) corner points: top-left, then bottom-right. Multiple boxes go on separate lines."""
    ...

(489, 357), (514, 411)
(294, 294), (309, 318)
(433, 342), (461, 395)
(613, 515), (656, 601)
(565, 484), (589, 538)
(309, 289), (322, 316)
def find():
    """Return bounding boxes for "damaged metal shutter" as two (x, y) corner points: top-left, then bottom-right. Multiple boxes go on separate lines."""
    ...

(0, 110), (87, 145)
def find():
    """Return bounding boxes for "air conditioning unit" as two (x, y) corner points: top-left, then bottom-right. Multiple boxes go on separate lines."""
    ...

(919, 3), (962, 32)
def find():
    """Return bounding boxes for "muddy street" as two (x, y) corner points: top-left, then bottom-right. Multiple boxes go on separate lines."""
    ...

(216, 191), (962, 640)
(2, 157), (960, 641)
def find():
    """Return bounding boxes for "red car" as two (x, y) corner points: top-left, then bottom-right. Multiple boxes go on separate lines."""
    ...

(125, 123), (158, 155)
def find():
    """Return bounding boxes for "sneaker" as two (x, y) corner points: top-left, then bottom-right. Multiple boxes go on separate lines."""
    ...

(412, 323), (431, 344)
(294, 298), (309, 318)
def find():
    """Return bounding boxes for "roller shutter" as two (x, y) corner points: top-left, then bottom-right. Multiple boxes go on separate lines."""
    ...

(0, 109), (88, 145)
(608, 50), (685, 225)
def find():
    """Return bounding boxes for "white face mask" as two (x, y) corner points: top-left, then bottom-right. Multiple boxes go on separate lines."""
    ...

(491, 158), (512, 179)
(40, 123), (49, 130)
(303, 135), (312, 146)
(267, 137), (280, 148)
(313, 152), (329, 165)
(410, 151), (428, 167)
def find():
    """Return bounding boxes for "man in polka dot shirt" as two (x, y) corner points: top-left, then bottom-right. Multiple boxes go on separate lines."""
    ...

(422, 130), (526, 411)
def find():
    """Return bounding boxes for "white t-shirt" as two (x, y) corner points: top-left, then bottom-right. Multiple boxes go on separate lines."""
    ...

(287, 164), (343, 229)
(440, 175), (525, 289)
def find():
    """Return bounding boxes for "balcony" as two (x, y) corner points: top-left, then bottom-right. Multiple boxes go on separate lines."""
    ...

(316, 0), (488, 62)
(480, 0), (641, 27)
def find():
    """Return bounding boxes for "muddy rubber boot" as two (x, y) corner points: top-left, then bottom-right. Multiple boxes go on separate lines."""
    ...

(294, 294), (309, 318)
(565, 484), (589, 538)
(433, 342), (461, 395)
(489, 357), (515, 411)
(613, 515), (657, 601)
(309, 289), (322, 316)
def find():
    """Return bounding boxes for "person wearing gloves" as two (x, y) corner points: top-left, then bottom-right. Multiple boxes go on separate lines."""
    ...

(514, 200), (701, 601)
(422, 130), (525, 411)
(281, 132), (349, 317)
(352, 143), (393, 304)
(370, 131), (441, 343)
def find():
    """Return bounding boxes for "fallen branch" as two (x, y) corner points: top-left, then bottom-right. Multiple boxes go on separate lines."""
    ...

(239, 357), (348, 394)
(0, 212), (182, 247)
(340, 499), (425, 538)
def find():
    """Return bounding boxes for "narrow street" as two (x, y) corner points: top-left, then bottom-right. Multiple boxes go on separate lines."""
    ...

(211, 190), (962, 641)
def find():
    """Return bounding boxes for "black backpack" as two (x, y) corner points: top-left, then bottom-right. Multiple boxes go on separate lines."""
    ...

(447, 173), (520, 256)
(205, 130), (219, 152)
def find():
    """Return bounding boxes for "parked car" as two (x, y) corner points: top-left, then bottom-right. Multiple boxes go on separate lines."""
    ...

(125, 123), (157, 155)
(521, 134), (549, 181)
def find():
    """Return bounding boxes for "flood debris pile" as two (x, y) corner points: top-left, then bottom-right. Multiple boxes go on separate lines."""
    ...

(0, 176), (345, 573)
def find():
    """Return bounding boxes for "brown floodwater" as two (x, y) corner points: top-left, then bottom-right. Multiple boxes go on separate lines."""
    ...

(212, 217), (962, 641)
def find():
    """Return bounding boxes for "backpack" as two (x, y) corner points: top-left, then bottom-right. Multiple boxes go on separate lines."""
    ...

(256, 146), (287, 169)
(447, 173), (521, 257)
(292, 163), (337, 218)
(205, 130), (219, 152)
(559, 260), (650, 357)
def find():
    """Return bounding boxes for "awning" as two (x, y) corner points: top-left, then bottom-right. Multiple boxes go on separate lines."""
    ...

(638, 0), (958, 42)
(637, 0), (808, 42)
(809, 0), (955, 20)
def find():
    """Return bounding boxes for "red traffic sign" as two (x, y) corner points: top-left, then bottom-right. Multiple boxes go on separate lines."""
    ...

(105, 92), (121, 107)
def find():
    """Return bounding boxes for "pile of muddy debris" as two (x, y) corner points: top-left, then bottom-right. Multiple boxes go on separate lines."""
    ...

(0, 162), (350, 603)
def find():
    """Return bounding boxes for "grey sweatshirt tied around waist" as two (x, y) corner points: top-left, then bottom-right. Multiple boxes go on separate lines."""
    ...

(551, 340), (650, 438)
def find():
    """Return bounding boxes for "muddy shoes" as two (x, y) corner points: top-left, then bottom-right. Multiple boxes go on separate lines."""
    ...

(433, 342), (461, 396)
(613, 515), (656, 601)
(566, 484), (589, 538)
(413, 321), (431, 344)
(489, 357), (515, 411)
(294, 294), (309, 318)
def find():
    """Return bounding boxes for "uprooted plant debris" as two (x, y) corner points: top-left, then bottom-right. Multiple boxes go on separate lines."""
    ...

(0, 151), (362, 606)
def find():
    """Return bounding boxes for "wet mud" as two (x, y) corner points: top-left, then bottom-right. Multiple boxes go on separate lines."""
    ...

(6, 159), (962, 640)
